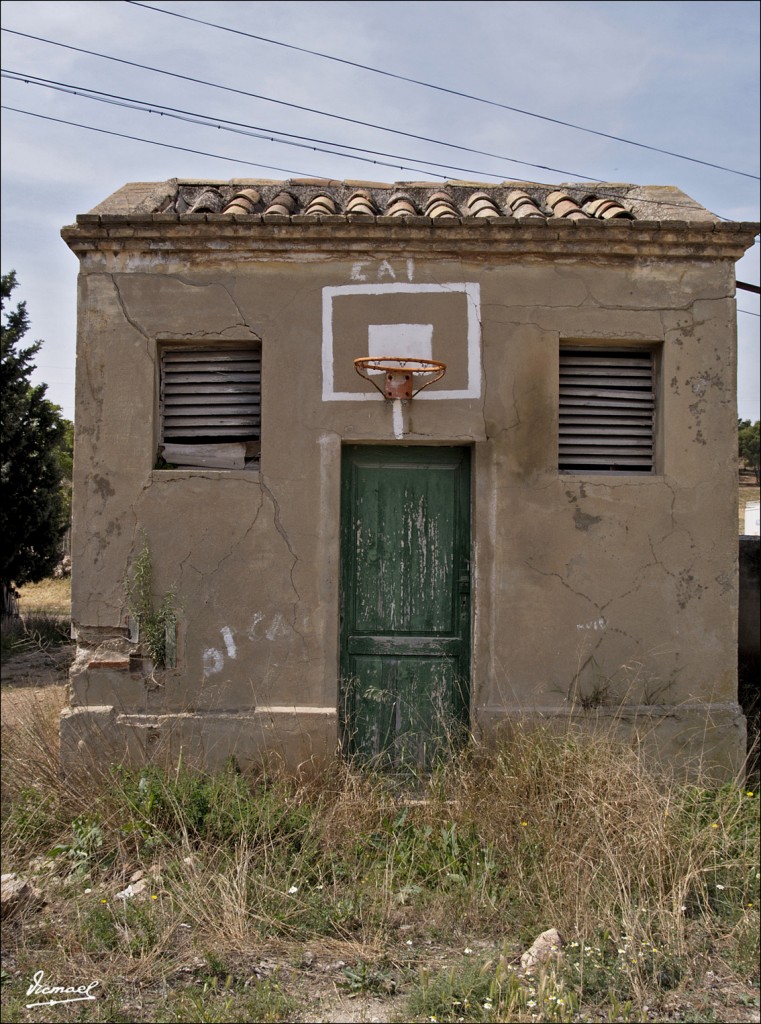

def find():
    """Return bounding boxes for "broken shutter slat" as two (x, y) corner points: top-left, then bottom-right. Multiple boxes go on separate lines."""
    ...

(163, 401), (260, 413)
(560, 387), (653, 402)
(160, 442), (247, 469)
(163, 427), (261, 439)
(164, 384), (260, 396)
(163, 349), (259, 363)
(164, 372), (260, 385)
(164, 415), (260, 425)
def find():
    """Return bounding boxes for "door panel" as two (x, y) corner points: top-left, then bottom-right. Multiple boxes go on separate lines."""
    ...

(340, 446), (471, 770)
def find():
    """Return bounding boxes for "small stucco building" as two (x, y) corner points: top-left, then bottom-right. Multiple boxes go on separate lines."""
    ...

(60, 178), (758, 776)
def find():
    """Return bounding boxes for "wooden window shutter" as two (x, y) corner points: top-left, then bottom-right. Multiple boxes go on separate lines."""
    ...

(160, 346), (261, 469)
(559, 348), (655, 473)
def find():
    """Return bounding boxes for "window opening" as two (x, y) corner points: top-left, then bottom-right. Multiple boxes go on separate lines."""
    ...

(159, 346), (261, 470)
(559, 348), (655, 473)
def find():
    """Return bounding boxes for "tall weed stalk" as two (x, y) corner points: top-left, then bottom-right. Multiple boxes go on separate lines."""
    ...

(1, 705), (758, 1019)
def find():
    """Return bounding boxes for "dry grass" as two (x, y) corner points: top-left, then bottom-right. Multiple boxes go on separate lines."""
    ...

(17, 576), (71, 617)
(2, 550), (758, 1020)
(0, 695), (758, 1023)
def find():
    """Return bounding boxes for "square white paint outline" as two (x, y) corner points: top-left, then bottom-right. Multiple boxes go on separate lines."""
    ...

(321, 282), (482, 401)
(367, 323), (434, 370)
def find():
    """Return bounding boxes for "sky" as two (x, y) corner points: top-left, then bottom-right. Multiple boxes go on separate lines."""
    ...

(1, 0), (759, 424)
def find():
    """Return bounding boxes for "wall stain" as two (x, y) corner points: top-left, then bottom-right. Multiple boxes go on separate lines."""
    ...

(92, 474), (115, 499)
(574, 507), (602, 532)
(676, 570), (706, 609)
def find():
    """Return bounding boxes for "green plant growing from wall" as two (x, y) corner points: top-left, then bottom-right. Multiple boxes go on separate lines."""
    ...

(126, 541), (177, 669)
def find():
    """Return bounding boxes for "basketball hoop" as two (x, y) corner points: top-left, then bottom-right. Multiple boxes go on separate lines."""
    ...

(354, 356), (447, 400)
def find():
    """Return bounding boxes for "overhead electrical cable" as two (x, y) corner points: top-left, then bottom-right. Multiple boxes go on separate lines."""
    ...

(30, 69), (738, 191)
(126, 0), (760, 182)
(2, 91), (747, 223)
(1, 71), (509, 180)
(12, 72), (754, 205)
(1, 35), (748, 218)
(5, 100), (751, 229)
(0, 28), (603, 181)
(0, 106), (320, 177)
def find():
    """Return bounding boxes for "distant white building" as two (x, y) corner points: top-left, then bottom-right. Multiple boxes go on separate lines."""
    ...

(745, 501), (761, 536)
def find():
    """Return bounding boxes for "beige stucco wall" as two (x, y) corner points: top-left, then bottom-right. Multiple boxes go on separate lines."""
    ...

(61, 236), (748, 775)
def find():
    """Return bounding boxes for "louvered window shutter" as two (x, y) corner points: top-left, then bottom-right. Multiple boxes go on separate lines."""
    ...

(559, 349), (655, 472)
(161, 347), (261, 442)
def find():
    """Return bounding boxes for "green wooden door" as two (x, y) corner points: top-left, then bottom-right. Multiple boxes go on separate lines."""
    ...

(340, 446), (471, 770)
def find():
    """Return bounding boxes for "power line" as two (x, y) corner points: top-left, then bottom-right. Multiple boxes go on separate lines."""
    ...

(1, 71), (480, 181)
(0, 28), (602, 182)
(127, 0), (760, 182)
(1, 106), (319, 177)
(18, 68), (696, 187)
(9, 72), (755, 210)
(1, 38), (751, 219)
(7, 99), (757, 240)
(3, 94), (751, 222)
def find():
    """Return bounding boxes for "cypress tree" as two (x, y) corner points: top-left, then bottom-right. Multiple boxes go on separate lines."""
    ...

(1, 271), (67, 611)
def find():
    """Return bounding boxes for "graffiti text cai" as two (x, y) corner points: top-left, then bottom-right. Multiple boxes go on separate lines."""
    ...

(350, 259), (415, 283)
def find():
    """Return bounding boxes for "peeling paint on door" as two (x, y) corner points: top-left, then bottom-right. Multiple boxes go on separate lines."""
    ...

(340, 446), (471, 770)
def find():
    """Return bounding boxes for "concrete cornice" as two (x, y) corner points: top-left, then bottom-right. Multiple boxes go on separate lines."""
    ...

(61, 215), (759, 262)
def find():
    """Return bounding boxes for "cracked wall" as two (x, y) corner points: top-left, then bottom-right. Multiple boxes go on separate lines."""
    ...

(64, 246), (745, 774)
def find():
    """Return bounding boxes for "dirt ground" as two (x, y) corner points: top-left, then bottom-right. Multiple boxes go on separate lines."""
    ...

(0, 645), (73, 726)
(2, 640), (760, 1022)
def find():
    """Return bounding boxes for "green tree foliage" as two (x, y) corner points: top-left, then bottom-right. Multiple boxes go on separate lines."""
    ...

(1, 271), (67, 597)
(57, 416), (74, 523)
(738, 419), (760, 484)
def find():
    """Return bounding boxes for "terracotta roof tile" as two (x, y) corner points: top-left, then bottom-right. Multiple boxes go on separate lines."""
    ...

(263, 191), (297, 216)
(546, 191), (590, 220)
(187, 188), (224, 214)
(85, 179), (735, 227)
(505, 189), (546, 219)
(582, 196), (634, 220)
(386, 192), (418, 217)
(303, 193), (337, 216)
(222, 188), (261, 215)
(423, 191), (459, 219)
(466, 191), (501, 218)
(345, 190), (378, 216)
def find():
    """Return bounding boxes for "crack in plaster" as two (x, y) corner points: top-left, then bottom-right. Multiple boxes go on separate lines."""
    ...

(110, 276), (150, 343)
(485, 387), (523, 446)
(208, 508), (264, 581)
(217, 281), (261, 337)
(478, 307), (488, 439)
(524, 559), (602, 613)
(608, 626), (638, 644)
(258, 477), (306, 648)
(114, 272), (263, 340)
(174, 499), (266, 610)
(640, 529), (703, 609)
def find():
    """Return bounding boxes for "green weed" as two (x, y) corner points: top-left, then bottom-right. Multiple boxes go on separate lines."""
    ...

(125, 541), (176, 669)
(2, 710), (760, 1023)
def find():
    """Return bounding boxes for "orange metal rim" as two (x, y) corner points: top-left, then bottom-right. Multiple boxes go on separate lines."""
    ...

(353, 356), (447, 399)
